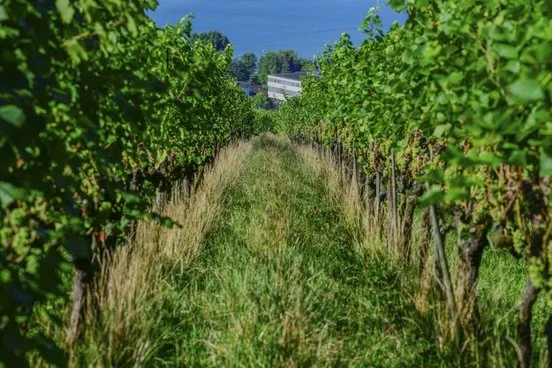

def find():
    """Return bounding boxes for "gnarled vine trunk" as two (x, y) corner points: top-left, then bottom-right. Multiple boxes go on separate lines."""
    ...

(67, 233), (99, 347)
(455, 220), (490, 331)
(401, 183), (423, 262)
(418, 208), (431, 274)
(518, 279), (539, 368)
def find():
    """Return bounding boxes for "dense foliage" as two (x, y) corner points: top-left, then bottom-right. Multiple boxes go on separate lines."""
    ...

(0, 1), (255, 366)
(258, 50), (315, 86)
(278, 1), (551, 365)
(229, 52), (258, 81)
(191, 30), (231, 52)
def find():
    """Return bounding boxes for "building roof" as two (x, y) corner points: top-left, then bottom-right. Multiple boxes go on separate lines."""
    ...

(237, 81), (252, 88)
(250, 83), (263, 94)
(238, 81), (264, 95)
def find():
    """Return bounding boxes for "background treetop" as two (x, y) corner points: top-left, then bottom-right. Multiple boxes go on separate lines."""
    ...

(191, 30), (231, 51)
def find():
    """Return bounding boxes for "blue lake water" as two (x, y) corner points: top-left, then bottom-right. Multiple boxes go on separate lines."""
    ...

(149, 0), (407, 58)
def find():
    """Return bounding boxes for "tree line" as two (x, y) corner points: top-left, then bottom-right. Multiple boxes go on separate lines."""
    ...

(193, 30), (315, 86)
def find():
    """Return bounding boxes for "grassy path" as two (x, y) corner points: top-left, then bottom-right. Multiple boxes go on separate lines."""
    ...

(151, 136), (440, 367)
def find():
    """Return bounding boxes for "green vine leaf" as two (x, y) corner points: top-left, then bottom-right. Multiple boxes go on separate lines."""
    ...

(0, 182), (26, 206)
(540, 147), (552, 177)
(508, 77), (544, 102)
(0, 5), (8, 21)
(55, 0), (75, 24)
(0, 105), (25, 127)
(492, 43), (518, 59)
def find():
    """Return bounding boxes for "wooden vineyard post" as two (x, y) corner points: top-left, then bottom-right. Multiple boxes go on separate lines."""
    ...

(375, 169), (381, 226)
(428, 202), (456, 322)
(426, 147), (457, 331)
(352, 143), (360, 191)
(391, 148), (398, 252)
(336, 141), (343, 183)
(183, 176), (191, 201)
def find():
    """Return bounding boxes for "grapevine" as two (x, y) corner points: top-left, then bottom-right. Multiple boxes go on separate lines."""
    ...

(0, 1), (255, 365)
(277, 1), (551, 365)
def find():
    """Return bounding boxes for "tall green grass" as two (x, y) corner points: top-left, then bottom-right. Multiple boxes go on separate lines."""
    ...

(32, 135), (547, 366)
(144, 135), (448, 366)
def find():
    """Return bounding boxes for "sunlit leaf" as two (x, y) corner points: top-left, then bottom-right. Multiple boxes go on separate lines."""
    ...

(0, 105), (25, 127)
(509, 78), (544, 102)
(0, 182), (26, 206)
(55, 0), (75, 24)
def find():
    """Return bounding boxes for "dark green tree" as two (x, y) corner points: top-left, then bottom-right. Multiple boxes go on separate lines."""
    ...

(241, 52), (258, 75)
(250, 74), (261, 85)
(251, 93), (275, 110)
(229, 52), (258, 81)
(229, 59), (250, 81)
(299, 59), (316, 72)
(191, 30), (230, 51)
(258, 50), (303, 86)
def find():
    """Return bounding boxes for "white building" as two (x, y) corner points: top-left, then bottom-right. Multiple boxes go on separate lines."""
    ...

(267, 72), (308, 101)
